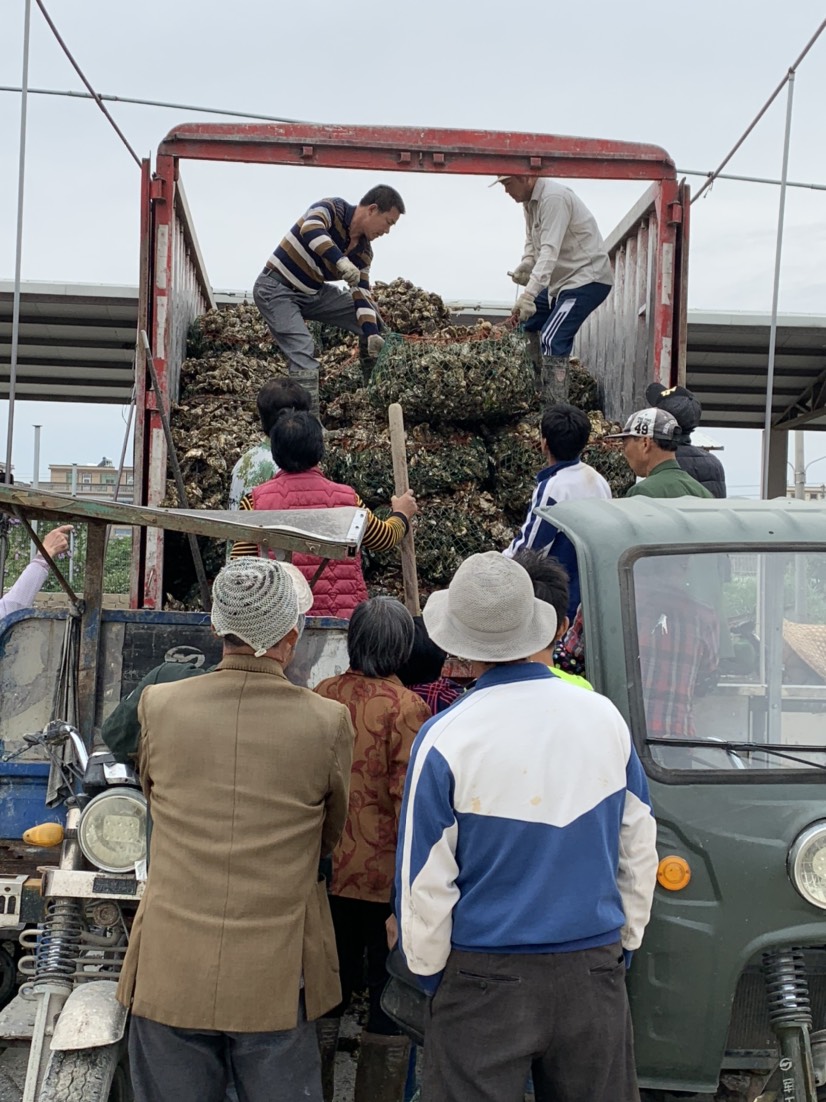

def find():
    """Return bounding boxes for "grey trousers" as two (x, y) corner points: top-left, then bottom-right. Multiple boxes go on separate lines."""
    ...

(422, 944), (639, 1102)
(128, 1001), (323, 1102)
(252, 270), (361, 413)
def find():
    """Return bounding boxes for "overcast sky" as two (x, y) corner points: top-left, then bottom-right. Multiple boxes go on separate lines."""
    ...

(2, 0), (825, 495)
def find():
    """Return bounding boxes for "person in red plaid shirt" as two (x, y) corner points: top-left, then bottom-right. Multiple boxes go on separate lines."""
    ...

(634, 558), (720, 743)
(398, 616), (464, 714)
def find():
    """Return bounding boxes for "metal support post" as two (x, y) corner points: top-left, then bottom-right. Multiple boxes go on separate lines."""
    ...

(30, 423), (41, 559)
(794, 433), (807, 618)
(69, 464), (78, 584)
(0, 0), (32, 597)
(760, 71), (795, 499)
(76, 520), (106, 745)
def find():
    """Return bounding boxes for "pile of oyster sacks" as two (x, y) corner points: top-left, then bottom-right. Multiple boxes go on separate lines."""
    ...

(164, 278), (632, 606)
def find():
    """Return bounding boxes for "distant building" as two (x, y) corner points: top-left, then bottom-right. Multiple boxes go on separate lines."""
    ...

(786, 483), (826, 501)
(46, 457), (134, 504)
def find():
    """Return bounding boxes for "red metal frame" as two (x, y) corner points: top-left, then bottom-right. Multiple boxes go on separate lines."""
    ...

(156, 123), (676, 181)
(135, 123), (683, 608)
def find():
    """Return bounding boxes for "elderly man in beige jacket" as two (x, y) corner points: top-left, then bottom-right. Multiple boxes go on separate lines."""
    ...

(117, 557), (355, 1102)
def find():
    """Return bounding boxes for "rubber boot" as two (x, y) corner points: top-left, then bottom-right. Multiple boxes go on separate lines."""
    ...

(354, 1032), (411, 1102)
(541, 355), (570, 405)
(358, 335), (376, 386)
(291, 368), (321, 420)
(525, 331), (542, 393)
(316, 1017), (340, 1102)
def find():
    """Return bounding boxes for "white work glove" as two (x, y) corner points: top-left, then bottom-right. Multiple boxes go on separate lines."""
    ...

(508, 264), (532, 287)
(514, 292), (537, 322)
(336, 257), (361, 288)
(367, 334), (385, 358)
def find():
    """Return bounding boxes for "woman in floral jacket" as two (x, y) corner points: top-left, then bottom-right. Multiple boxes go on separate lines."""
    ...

(315, 597), (431, 1102)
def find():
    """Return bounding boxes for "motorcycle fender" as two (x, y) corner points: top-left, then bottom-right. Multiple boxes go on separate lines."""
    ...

(50, 980), (127, 1051)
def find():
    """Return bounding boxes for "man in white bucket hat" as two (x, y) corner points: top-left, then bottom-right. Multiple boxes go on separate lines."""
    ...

(394, 551), (657, 1102)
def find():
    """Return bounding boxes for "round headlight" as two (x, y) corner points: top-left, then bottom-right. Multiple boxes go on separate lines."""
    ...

(788, 822), (826, 909)
(78, 787), (147, 874)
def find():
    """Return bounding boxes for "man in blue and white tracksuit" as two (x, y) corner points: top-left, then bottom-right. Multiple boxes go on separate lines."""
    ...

(395, 552), (658, 1102)
(504, 403), (611, 621)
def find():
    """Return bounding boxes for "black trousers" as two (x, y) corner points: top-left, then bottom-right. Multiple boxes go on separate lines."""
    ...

(325, 893), (400, 1035)
(423, 944), (640, 1102)
(128, 998), (321, 1102)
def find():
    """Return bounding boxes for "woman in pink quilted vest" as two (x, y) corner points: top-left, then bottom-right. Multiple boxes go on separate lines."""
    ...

(231, 410), (417, 619)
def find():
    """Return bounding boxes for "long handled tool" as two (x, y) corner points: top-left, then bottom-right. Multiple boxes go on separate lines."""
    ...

(140, 331), (212, 612)
(388, 403), (421, 617)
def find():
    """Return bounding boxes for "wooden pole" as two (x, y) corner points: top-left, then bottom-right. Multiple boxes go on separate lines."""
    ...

(388, 403), (421, 616)
(140, 331), (212, 611)
(76, 519), (105, 746)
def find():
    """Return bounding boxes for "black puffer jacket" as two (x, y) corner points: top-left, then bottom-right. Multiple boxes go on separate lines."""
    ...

(675, 444), (727, 498)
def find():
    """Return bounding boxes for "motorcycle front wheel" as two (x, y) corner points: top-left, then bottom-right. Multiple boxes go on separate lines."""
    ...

(37, 1042), (132, 1102)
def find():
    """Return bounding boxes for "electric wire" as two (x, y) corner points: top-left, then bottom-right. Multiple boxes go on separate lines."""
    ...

(32, 0), (142, 169)
(0, 84), (310, 127)
(2, 85), (825, 195)
(692, 18), (826, 204)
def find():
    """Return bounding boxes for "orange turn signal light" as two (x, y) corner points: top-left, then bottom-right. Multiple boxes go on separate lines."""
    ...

(657, 855), (691, 892)
(23, 823), (65, 848)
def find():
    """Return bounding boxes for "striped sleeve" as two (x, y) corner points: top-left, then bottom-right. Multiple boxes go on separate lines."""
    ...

(350, 249), (378, 335)
(229, 494), (259, 558)
(231, 493), (407, 557)
(358, 495), (408, 552)
(503, 482), (560, 557)
(299, 201), (344, 266)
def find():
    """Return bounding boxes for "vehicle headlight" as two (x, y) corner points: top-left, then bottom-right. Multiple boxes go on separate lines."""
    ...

(78, 787), (147, 874)
(788, 822), (826, 909)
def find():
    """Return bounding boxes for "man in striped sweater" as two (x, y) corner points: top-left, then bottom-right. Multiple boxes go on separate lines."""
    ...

(395, 552), (658, 1102)
(253, 186), (405, 414)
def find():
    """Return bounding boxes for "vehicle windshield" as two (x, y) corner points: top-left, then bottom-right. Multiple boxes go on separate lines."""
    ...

(628, 549), (826, 773)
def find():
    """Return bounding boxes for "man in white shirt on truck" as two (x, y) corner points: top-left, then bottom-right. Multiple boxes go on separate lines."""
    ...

(494, 175), (613, 404)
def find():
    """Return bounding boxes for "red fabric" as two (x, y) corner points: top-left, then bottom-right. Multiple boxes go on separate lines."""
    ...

(636, 588), (720, 739)
(252, 469), (368, 619)
(408, 677), (464, 714)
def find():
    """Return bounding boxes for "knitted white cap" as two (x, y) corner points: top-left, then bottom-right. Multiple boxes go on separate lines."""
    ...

(211, 558), (299, 657)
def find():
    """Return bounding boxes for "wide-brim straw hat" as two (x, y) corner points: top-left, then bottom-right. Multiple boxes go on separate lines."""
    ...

(423, 551), (557, 663)
(784, 620), (826, 681)
(280, 561), (314, 614)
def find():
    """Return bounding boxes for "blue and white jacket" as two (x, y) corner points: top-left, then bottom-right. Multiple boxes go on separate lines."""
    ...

(395, 664), (658, 989)
(504, 457), (611, 619)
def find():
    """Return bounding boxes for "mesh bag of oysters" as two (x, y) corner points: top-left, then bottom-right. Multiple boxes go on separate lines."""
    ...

(164, 280), (629, 606)
(369, 327), (535, 424)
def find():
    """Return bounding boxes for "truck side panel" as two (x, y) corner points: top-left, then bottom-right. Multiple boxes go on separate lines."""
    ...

(0, 610), (349, 748)
(134, 158), (214, 608)
(575, 178), (688, 421)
